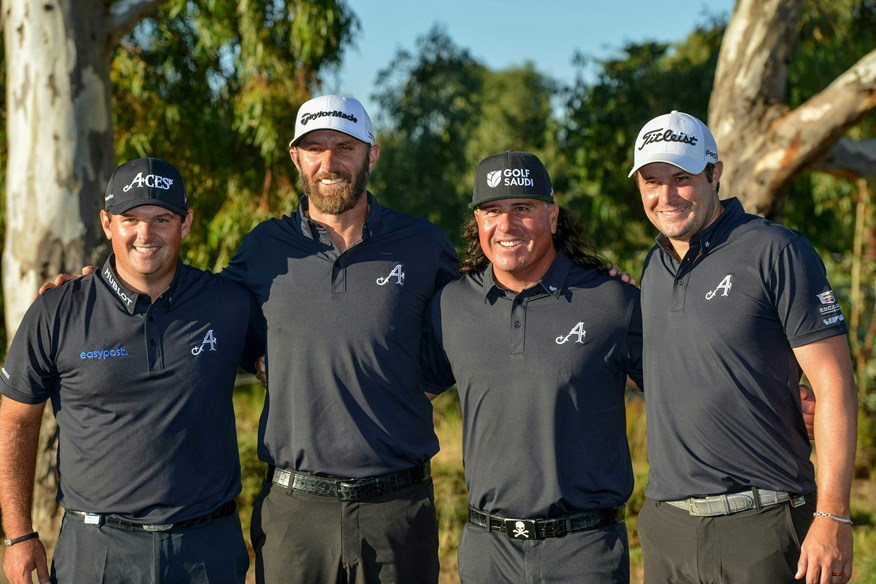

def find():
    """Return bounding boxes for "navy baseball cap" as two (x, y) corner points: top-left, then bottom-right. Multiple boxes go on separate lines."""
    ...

(104, 157), (188, 217)
(471, 151), (554, 209)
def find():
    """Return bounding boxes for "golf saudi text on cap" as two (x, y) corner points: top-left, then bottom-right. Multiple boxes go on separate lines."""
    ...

(628, 110), (718, 177)
(471, 151), (554, 209)
(104, 157), (188, 217)
(289, 95), (375, 147)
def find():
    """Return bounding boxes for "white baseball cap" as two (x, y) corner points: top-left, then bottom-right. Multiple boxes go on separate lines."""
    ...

(628, 111), (718, 177)
(289, 95), (374, 147)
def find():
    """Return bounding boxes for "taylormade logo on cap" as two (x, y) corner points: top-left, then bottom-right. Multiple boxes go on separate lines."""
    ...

(471, 151), (554, 208)
(290, 95), (374, 147)
(628, 111), (718, 177)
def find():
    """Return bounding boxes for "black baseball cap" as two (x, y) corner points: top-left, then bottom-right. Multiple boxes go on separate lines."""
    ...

(471, 151), (554, 209)
(104, 157), (188, 217)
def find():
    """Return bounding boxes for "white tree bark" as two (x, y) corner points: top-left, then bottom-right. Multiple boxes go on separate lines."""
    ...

(709, 0), (876, 216)
(2, 0), (164, 549)
(2, 0), (114, 340)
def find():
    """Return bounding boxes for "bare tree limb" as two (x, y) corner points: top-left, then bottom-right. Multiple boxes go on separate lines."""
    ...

(813, 139), (876, 179)
(108, 0), (165, 45)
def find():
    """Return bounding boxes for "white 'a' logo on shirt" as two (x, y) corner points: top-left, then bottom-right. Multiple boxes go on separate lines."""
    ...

(556, 322), (586, 344)
(192, 329), (218, 355)
(376, 264), (405, 286)
(706, 275), (733, 300)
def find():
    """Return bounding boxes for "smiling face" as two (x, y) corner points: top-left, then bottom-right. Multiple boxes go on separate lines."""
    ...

(291, 130), (380, 216)
(636, 161), (724, 258)
(475, 198), (559, 292)
(100, 205), (192, 297)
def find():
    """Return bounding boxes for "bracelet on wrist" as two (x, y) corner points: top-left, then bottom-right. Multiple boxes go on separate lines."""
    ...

(813, 511), (854, 525)
(2, 531), (39, 546)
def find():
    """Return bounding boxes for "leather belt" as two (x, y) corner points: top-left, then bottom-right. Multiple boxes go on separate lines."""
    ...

(65, 500), (237, 532)
(665, 488), (806, 516)
(467, 506), (625, 540)
(267, 462), (431, 501)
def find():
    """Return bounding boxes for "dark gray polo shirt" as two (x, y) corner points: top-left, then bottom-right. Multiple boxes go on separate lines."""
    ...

(425, 252), (643, 518)
(222, 193), (459, 477)
(641, 197), (847, 501)
(0, 256), (259, 523)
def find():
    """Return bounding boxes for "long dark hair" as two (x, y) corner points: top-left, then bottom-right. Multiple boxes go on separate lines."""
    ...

(459, 205), (610, 275)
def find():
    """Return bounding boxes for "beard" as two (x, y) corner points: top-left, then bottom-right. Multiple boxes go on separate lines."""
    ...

(300, 152), (370, 215)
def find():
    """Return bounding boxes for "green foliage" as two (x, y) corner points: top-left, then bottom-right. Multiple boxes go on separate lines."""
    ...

(370, 26), (487, 246)
(557, 14), (725, 269)
(110, 0), (358, 272)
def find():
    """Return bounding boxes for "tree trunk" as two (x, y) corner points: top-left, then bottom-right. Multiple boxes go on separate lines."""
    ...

(3, 0), (115, 338)
(709, 0), (876, 217)
(2, 0), (115, 550)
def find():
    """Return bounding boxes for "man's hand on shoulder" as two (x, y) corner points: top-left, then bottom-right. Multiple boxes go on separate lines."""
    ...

(608, 264), (637, 287)
(34, 266), (96, 299)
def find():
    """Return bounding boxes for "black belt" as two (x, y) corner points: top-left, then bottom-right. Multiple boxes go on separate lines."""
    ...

(467, 505), (625, 540)
(267, 462), (431, 501)
(65, 500), (236, 532)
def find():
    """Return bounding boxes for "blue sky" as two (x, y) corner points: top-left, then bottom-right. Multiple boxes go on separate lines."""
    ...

(328, 0), (736, 119)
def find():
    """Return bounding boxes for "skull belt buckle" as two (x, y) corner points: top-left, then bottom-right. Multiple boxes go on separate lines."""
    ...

(504, 518), (536, 540)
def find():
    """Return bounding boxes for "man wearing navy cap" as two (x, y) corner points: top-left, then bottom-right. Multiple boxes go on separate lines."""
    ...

(423, 151), (643, 582)
(222, 95), (458, 583)
(0, 157), (261, 584)
(629, 112), (856, 583)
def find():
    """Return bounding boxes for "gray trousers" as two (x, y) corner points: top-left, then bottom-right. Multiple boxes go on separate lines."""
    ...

(51, 510), (249, 583)
(251, 478), (439, 584)
(457, 521), (630, 583)
(638, 496), (815, 584)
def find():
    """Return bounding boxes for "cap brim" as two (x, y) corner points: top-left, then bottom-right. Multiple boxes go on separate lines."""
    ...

(628, 155), (708, 177)
(108, 200), (188, 217)
(469, 194), (554, 209)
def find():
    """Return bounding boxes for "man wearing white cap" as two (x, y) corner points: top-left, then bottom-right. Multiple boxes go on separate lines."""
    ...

(222, 95), (458, 583)
(629, 111), (856, 583)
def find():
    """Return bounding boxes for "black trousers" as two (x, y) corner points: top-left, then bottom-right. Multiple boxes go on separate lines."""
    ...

(457, 521), (629, 583)
(251, 478), (439, 584)
(51, 510), (249, 583)
(638, 496), (816, 584)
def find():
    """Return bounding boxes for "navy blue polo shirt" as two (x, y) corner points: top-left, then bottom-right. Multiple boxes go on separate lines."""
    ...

(0, 256), (260, 523)
(640, 198), (847, 501)
(425, 252), (643, 517)
(222, 193), (459, 477)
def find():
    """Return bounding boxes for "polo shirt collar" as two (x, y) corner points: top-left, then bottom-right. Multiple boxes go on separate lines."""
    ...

(481, 251), (571, 301)
(100, 255), (184, 314)
(295, 192), (382, 243)
(656, 197), (745, 259)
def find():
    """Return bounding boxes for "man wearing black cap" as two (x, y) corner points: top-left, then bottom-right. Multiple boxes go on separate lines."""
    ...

(423, 151), (643, 582)
(222, 95), (458, 583)
(629, 112), (856, 583)
(0, 158), (260, 583)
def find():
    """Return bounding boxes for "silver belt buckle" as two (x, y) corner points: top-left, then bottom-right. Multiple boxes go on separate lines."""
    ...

(504, 518), (536, 540)
(141, 523), (173, 532)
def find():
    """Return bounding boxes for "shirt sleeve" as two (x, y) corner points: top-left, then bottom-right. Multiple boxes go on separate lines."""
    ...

(624, 290), (645, 390)
(0, 296), (57, 404)
(769, 235), (847, 348)
(419, 292), (455, 394)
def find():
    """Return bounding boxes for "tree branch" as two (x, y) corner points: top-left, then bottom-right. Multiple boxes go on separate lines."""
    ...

(108, 0), (166, 46)
(753, 49), (876, 181)
(813, 139), (876, 179)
